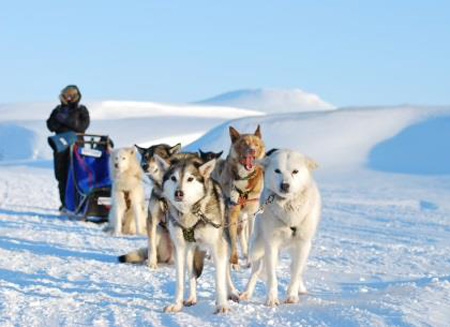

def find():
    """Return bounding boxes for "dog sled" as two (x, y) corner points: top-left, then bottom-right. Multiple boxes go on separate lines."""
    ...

(64, 134), (113, 222)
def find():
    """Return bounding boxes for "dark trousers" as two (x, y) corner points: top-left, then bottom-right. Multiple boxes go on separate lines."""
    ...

(53, 148), (70, 207)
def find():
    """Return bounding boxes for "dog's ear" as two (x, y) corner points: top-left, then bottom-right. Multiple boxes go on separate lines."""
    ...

(229, 126), (240, 144)
(130, 147), (137, 155)
(135, 144), (146, 154)
(306, 157), (319, 170)
(154, 154), (170, 173)
(198, 149), (205, 157)
(254, 125), (262, 138)
(199, 159), (216, 179)
(255, 156), (270, 168)
(266, 148), (279, 157)
(169, 143), (182, 155)
(217, 150), (223, 158)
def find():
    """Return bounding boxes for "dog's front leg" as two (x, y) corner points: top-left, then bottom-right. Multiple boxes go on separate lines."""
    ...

(285, 239), (312, 303)
(184, 245), (197, 306)
(147, 199), (160, 268)
(131, 191), (146, 234)
(228, 205), (241, 268)
(265, 240), (280, 307)
(240, 228), (265, 300)
(240, 258), (263, 300)
(110, 192), (126, 235)
(239, 213), (249, 265)
(164, 242), (185, 313)
(212, 239), (230, 314)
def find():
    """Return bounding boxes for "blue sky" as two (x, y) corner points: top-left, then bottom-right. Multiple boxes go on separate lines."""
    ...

(1, 0), (449, 106)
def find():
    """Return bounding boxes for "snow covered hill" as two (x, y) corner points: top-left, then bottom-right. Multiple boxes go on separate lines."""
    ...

(187, 105), (450, 175)
(197, 88), (335, 114)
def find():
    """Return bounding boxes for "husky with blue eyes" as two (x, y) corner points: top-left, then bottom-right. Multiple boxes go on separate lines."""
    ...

(240, 148), (321, 307)
(156, 154), (239, 314)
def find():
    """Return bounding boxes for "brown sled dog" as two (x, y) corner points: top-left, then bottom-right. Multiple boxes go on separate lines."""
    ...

(217, 125), (265, 268)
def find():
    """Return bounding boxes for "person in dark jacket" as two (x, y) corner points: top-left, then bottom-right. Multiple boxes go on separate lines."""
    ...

(47, 85), (90, 210)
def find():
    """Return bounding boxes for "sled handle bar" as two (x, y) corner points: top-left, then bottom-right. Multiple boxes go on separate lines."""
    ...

(75, 134), (113, 147)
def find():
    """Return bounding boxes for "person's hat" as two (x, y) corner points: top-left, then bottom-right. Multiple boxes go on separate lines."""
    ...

(59, 85), (81, 105)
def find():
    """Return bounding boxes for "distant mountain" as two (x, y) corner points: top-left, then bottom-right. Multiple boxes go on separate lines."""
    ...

(197, 88), (335, 113)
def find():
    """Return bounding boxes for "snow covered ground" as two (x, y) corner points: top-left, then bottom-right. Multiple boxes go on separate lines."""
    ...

(0, 100), (449, 326)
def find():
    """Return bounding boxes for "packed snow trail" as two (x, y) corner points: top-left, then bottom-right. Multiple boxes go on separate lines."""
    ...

(0, 165), (449, 327)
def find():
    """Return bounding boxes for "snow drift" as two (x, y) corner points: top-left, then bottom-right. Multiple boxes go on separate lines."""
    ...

(368, 115), (450, 175)
(186, 106), (450, 174)
(197, 88), (335, 114)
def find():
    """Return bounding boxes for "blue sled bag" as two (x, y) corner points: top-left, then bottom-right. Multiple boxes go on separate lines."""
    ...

(47, 131), (78, 153)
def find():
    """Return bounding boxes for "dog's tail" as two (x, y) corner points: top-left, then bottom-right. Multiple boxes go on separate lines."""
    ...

(193, 247), (206, 279)
(118, 247), (148, 263)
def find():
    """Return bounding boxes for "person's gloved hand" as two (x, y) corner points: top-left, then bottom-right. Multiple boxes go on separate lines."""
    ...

(55, 109), (70, 123)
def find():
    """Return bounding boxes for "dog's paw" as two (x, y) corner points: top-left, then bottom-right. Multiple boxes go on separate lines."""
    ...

(265, 297), (280, 307)
(239, 291), (251, 300)
(164, 303), (183, 313)
(228, 291), (240, 303)
(230, 253), (239, 266)
(214, 305), (230, 314)
(147, 259), (158, 269)
(183, 296), (197, 307)
(231, 263), (240, 271)
(284, 296), (299, 304)
(298, 283), (308, 294)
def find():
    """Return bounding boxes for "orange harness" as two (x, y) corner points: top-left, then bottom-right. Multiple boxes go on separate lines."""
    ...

(235, 186), (260, 206)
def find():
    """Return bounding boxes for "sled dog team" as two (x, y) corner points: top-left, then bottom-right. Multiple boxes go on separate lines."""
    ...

(107, 125), (321, 314)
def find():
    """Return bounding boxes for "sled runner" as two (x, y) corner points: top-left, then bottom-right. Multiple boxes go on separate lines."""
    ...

(64, 134), (113, 222)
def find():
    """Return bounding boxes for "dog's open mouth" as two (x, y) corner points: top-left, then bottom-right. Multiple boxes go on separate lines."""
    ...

(239, 155), (255, 171)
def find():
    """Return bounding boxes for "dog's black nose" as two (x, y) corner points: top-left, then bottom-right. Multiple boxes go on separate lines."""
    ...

(114, 163), (119, 169)
(174, 190), (184, 201)
(142, 163), (149, 171)
(280, 182), (290, 193)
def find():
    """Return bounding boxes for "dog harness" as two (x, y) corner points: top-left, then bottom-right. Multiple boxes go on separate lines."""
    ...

(165, 203), (222, 243)
(228, 168), (261, 206)
(123, 191), (132, 211)
(231, 186), (260, 206)
(261, 193), (299, 237)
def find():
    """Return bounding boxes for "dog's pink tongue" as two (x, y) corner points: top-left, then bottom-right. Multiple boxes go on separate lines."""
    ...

(244, 156), (254, 170)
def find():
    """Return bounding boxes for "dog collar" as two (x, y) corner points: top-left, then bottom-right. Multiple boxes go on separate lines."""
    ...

(264, 192), (306, 237)
(233, 167), (258, 181)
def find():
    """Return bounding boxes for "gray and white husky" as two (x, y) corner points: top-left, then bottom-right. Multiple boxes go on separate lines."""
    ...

(156, 154), (239, 314)
(240, 149), (321, 306)
(118, 147), (205, 268)
(118, 143), (181, 267)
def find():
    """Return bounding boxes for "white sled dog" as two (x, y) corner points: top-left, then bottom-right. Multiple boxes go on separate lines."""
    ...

(240, 149), (321, 306)
(107, 147), (147, 235)
(156, 154), (239, 314)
